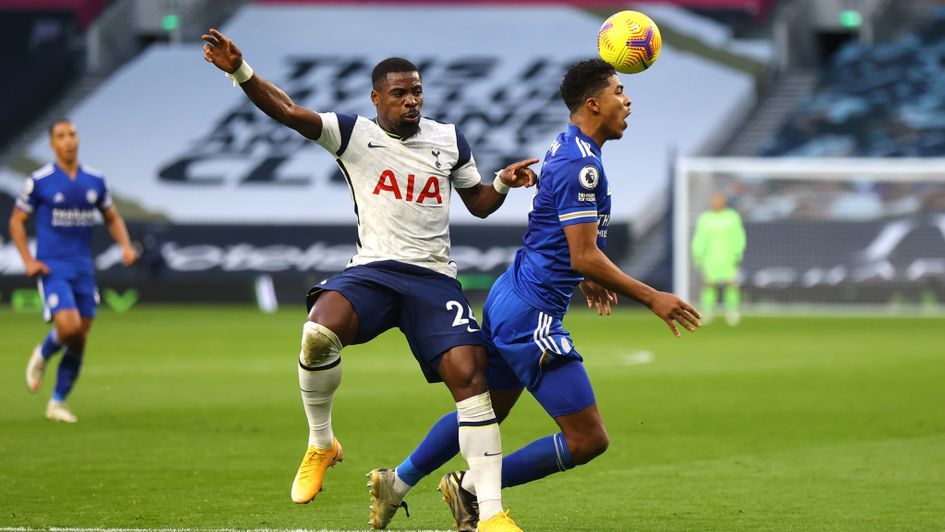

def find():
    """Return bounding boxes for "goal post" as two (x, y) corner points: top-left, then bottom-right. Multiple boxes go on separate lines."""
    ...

(674, 157), (945, 314)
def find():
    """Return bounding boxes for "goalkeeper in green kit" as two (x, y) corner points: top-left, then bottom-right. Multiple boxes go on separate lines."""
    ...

(692, 193), (746, 325)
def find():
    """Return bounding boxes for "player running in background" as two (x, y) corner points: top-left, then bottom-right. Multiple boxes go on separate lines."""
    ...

(201, 28), (536, 531)
(692, 192), (746, 325)
(10, 119), (137, 423)
(368, 59), (701, 531)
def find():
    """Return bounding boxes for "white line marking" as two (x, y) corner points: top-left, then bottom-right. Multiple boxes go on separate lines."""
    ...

(0, 529), (453, 532)
(622, 351), (654, 365)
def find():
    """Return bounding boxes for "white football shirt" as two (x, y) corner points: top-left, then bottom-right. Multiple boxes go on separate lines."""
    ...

(314, 113), (482, 278)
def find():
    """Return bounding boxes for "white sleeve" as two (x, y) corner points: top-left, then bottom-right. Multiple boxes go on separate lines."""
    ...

(450, 125), (482, 189)
(451, 156), (482, 189)
(15, 177), (36, 214)
(312, 112), (342, 153)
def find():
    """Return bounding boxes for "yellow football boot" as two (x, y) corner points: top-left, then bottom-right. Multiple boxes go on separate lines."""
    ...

(290, 437), (343, 504)
(477, 510), (522, 532)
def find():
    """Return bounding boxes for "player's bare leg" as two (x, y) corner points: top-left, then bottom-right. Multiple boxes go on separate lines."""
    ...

(439, 346), (521, 531)
(551, 404), (609, 466)
(35, 310), (87, 423)
(27, 308), (81, 393)
(291, 291), (357, 504)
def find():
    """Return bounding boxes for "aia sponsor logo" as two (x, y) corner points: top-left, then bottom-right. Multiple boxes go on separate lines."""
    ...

(372, 169), (443, 204)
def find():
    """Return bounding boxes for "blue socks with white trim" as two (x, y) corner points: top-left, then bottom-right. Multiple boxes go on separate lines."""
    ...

(494, 433), (574, 489)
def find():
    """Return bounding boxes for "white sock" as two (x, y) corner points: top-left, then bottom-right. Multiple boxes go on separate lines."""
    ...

(298, 323), (343, 449)
(460, 470), (476, 494)
(391, 472), (412, 503)
(456, 392), (503, 521)
(298, 361), (342, 448)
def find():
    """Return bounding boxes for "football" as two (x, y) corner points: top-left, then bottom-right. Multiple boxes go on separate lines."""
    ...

(597, 10), (662, 74)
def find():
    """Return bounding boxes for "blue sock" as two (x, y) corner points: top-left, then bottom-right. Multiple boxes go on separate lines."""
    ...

(40, 329), (63, 360)
(502, 433), (574, 488)
(52, 344), (84, 402)
(396, 414), (576, 491)
(396, 412), (460, 486)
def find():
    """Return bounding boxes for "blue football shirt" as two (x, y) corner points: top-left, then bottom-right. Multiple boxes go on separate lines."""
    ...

(509, 125), (612, 316)
(15, 163), (113, 274)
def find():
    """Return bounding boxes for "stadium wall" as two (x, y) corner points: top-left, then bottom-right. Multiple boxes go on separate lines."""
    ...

(0, 218), (631, 305)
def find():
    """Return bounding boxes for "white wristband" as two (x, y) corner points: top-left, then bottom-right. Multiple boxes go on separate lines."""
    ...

(226, 61), (254, 86)
(492, 171), (510, 195)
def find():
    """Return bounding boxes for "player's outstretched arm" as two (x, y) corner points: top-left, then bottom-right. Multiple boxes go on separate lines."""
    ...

(102, 207), (137, 266)
(564, 222), (701, 337)
(456, 158), (538, 218)
(8, 208), (50, 277)
(201, 28), (323, 141)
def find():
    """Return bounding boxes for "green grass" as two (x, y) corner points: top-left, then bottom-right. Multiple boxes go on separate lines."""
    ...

(2, 306), (944, 530)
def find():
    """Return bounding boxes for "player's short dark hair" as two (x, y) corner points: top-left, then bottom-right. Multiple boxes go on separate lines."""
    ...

(560, 59), (617, 113)
(372, 57), (420, 89)
(48, 118), (74, 136)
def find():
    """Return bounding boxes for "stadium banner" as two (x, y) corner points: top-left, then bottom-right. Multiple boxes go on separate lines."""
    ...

(741, 217), (945, 306)
(0, 221), (632, 305)
(0, 4), (753, 228)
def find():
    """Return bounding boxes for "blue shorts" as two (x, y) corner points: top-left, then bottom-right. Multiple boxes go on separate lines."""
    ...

(482, 271), (596, 417)
(38, 269), (99, 322)
(307, 260), (486, 383)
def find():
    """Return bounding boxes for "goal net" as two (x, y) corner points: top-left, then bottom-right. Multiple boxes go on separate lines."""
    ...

(674, 158), (945, 314)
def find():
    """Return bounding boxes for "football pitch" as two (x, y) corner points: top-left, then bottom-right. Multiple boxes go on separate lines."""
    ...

(2, 305), (944, 531)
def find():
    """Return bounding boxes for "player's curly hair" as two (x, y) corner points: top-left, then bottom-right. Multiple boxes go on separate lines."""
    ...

(560, 59), (616, 113)
(372, 57), (421, 88)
